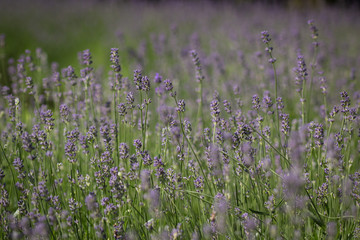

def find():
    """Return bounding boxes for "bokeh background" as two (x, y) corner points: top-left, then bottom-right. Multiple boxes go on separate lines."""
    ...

(0, 0), (359, 70)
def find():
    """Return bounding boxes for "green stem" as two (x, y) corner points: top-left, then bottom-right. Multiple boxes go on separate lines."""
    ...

(143, 93), (149, 152)
(307, 45), (319, 123)
(113, 91), (120, 166)
(267, 44), (283, 151)
(0, 141), (19, 201)
(196, 79), (203, 130)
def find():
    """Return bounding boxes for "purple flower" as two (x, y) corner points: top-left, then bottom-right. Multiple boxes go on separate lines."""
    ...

(117, 103), (127, 116)
(68, 198), (82, 213)
(25, 76), (34, 94)
(170, 224), (182, 240)
(262, 92), (274, 114)
(64, 65), (77, 86)
(276, 97), (284, 110)
(141, 76), (150, 92)
(142, 151), (152, 166)
(164, 79), (173, 92)
(110, 48), (121, 72)
(340, 91), (350, 114)
(133, 139), (142, 152)
(280, 113), (290, 136)
(190, 50), (204, 83)
(101, 197), (109, 206)
(126, 92), (135, 109)
(261, 31), (271, 44)
(252, 95), (260, 110)
(133, 69), (142, 90)
(113, 220), (125, 240)
(154, 73), (162, 83)
(40, 109), (55, 131)
(119, 143), (129, 160)
(177, 99), (186, 113)
(311, 122), (324, 147)
(210, 99), (220, 123)
(65, 128), (79, 163)
(153, 156), (164, 167)
(60, 104), (70, 122)
(81, 49), (93, 67)
(86, 125), (97, 143)
(294, 53), (308, 93)
(194, 176), (204, 189)
(308, 20), (319, 46)
(37, 181), (49, 200)
(21, 131), (34, 152)
(223, 100), (232, 114)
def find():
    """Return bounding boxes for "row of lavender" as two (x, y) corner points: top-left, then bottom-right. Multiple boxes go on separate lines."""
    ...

(0, 11), (360, 240)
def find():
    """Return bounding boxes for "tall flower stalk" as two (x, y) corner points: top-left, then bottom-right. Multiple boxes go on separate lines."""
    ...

(110, 48), (122, 166)
(307, 20), (319, 123)
(261, 31), (282, 149)
(191, 50), (204, 130)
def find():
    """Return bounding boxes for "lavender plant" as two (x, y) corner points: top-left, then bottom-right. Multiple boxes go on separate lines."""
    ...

(0, 3), (360, 240)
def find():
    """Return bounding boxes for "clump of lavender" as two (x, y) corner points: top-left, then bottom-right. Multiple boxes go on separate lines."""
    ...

(0, 14), (360, 239)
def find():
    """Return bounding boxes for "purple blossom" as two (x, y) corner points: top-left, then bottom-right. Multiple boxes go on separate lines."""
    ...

(294, 53), (308, 93)
(65, 128), (79, 163)
(21, 131), (34, 152)
(126, 92), (135, 109)
(25, 76), (34, 94)
(194, 176), (204, 189)
(141, 75), (150, 92)
(308, 20), (319, 46)
(142, 151), (152, 166)
(64, 65), (77, 86)
(177, 99), (186, 113)
(190, 50), (204, 83)
(164, 79), (173, 92)
(113, 220), (125, 240)
(60, 104), (70, 122)
(117, 103), (127, 116)
(154, 73), (162, 83)
(223, 100), (232, 114)
(210, 99), (220, 123)
(261, 31), (271, 44)
(340, 91), (350, 114)
(81, 49), (93, 68)
(119, 143), (129, 160)
(110, 48), (121, 72)
(133, 139), (142, 152)
(40, 109), (55, 131)
(68, 198), (82, 213)
(252, 95), (260, 110)
(281, 113), (290, 136)
(153, 156), (164, 167)
(133, 69), (142, 90)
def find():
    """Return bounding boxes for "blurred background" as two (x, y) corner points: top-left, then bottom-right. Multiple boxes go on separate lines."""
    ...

(0, 0), (359, 88)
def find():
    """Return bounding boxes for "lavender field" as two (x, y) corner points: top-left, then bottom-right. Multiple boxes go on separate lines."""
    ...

(0, 1), (360, 239)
